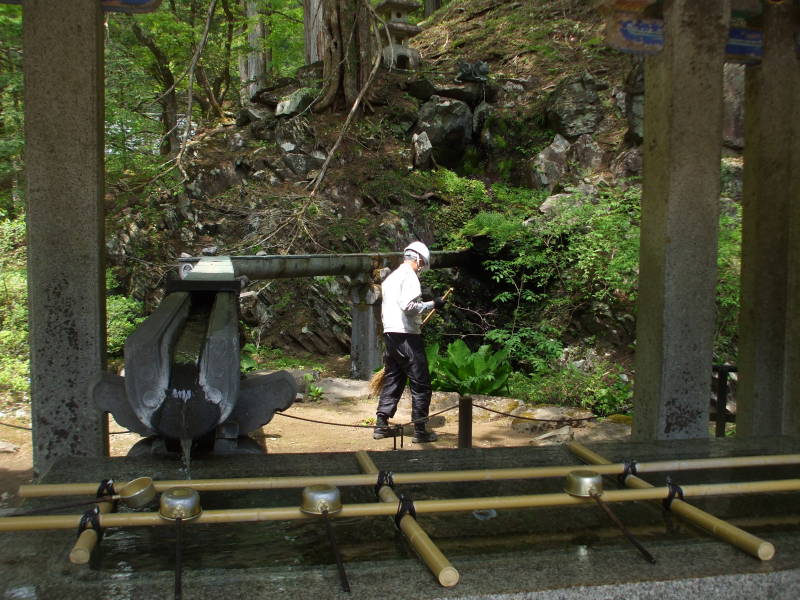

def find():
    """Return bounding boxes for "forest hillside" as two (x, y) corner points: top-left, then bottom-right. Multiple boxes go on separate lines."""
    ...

(0, 0), (744, 420)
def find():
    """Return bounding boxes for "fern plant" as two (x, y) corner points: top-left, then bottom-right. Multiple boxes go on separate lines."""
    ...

(426, 339), (512, 396)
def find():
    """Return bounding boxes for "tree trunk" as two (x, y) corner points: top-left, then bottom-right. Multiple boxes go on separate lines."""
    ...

(424, 0), (442, 17)
(129, 19), (181, 156)
(303, 0), (324, 64)
(315, 0), (375, 113)
(238, 0), (269, 104)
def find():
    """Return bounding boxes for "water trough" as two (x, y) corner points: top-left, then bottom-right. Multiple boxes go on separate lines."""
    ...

(2, 437), (800, 599)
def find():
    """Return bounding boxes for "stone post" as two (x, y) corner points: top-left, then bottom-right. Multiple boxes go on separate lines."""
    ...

(737, 2), (800, 435)
(632, 0), (730, 440)
(23, 0), (107, 472)
(349, 281), (382, 380)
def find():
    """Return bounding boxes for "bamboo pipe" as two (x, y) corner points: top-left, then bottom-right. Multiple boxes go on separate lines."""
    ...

(567, 441), (777, 561)
(69, 499), (114, 564)
(20, 452), (800, 498)
(354, 450), (459, 588)
(4, 478), (800, 532)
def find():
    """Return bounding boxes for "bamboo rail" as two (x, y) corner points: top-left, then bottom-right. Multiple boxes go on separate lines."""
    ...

(567, 441), (777, 561)
(69, 499), (114, 564)
(19, 452), (800, 498)
(3, 478), (800, 533)
(354, 450), (459, 587)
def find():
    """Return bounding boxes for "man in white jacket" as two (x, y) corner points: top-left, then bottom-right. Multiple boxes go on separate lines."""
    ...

(374, 241), (446, 443)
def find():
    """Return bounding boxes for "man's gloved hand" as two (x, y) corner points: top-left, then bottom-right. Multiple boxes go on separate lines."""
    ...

(433, 296), (446, 310)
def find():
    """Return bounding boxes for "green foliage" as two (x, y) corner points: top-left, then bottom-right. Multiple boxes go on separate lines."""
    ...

(106, 270), (145, 357)
(0, 211), (28, 399)
(303, 373), (324, 400)
(715, 204), (742, 363)
(419, 169), (492, 241)
(516, 360), (632, 417)
(106, 295), (145, 357)
(460, 184), (640, 335)
(426, 339), (511, 396)
(485, 325), (563, 374)
(0, 268), (28, 397)
(238, 342), (326, 373)
(240, 342), (259, 372)
(0, 5), (24, 218)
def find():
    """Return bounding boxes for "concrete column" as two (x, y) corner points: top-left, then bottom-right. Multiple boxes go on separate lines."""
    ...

(23, 0), (107, 472)
(349, 282), (382, 380)
(737, 2), (800, 436)
(632, 0), (730, 440)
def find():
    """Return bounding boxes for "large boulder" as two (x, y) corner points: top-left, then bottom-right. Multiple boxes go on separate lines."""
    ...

(413, 95), (473, 168)
(546, 72), (607, 139)
(275, 87), (318, 117)
(412, 131), (434, 170)
(528, 134), (571, 192)
(274, 118), (326, 177)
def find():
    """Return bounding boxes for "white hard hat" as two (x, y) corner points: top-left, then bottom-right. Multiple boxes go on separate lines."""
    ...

(404, 241), (431, 268)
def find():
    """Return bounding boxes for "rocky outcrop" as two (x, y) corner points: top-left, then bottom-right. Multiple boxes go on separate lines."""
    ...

(545, 72), (608, 139)
(413, 95), (473, 168)
(528, 134), (571, 192)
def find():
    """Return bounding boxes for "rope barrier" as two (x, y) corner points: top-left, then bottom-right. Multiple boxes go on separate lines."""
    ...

(0, 421), (31, 431)
(274, 399), (597, 437)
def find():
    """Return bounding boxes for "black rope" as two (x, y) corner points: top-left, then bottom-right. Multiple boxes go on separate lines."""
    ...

(662, 476), (685, 511)
(77, 505), (103, 539)
(0, 421), (31, 431)
(0, 421), (136, 435)
(96, 479), (116, 499)
(275, 412), (377, 429)
(395, 494), (416, 529)
(375, 470), (395, 499)
(618, 459), (639, 487)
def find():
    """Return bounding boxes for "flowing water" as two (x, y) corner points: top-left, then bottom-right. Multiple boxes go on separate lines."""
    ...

(179, 437), (192, 481)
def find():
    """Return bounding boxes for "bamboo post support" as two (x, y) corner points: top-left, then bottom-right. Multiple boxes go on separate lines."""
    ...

(69, 499), (114, 565)
(19, 451), (800, 499)
(567, 441), (776, 561)
(355, 450), (460, 588)
(4, 478), (800, 533)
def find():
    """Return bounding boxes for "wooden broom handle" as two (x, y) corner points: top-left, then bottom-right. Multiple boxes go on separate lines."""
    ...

(422, 287), (454, 325)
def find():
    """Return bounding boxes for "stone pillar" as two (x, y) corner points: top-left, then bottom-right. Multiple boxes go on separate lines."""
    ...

(23, 0), (107, 473)
(349, 282), (382, 380)
(737, 2), (800, 435)
(632, 0), (730, 440)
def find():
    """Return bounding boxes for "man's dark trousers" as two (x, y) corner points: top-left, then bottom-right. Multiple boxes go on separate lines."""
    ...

(377, 332), (432, 430)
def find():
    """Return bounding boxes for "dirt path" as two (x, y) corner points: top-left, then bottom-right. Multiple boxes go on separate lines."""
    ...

(0, 381), (631, 511)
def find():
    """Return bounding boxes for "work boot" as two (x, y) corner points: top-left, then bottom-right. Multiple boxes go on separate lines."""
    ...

(373, 413), (390, 440)
(412, 429), (438, 443)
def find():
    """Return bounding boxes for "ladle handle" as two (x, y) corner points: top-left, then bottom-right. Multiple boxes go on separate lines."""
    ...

(591, 493), (656, 564)
(323, 510), (351, 593)
(174, 517), (183, 600)
(16, 495), (116, 516)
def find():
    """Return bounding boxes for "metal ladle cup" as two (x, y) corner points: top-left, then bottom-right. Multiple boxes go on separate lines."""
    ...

(300, 485), (350, 592)
(117, 477), (156, 508)
(158, 487), (202, 522)
(564, 470), (656, 564)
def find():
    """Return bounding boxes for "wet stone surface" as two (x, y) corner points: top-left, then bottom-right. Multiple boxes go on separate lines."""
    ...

(2, 438), (800, 599)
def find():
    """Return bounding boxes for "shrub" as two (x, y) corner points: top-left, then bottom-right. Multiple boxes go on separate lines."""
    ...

(106, 270), (145, 357)
(426, 339), (511, 396)
(0, 268), (28, 398)
(527, 360), (632, 417)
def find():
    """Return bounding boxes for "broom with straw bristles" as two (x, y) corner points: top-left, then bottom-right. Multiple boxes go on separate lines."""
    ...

(368, 287), (454, 397)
